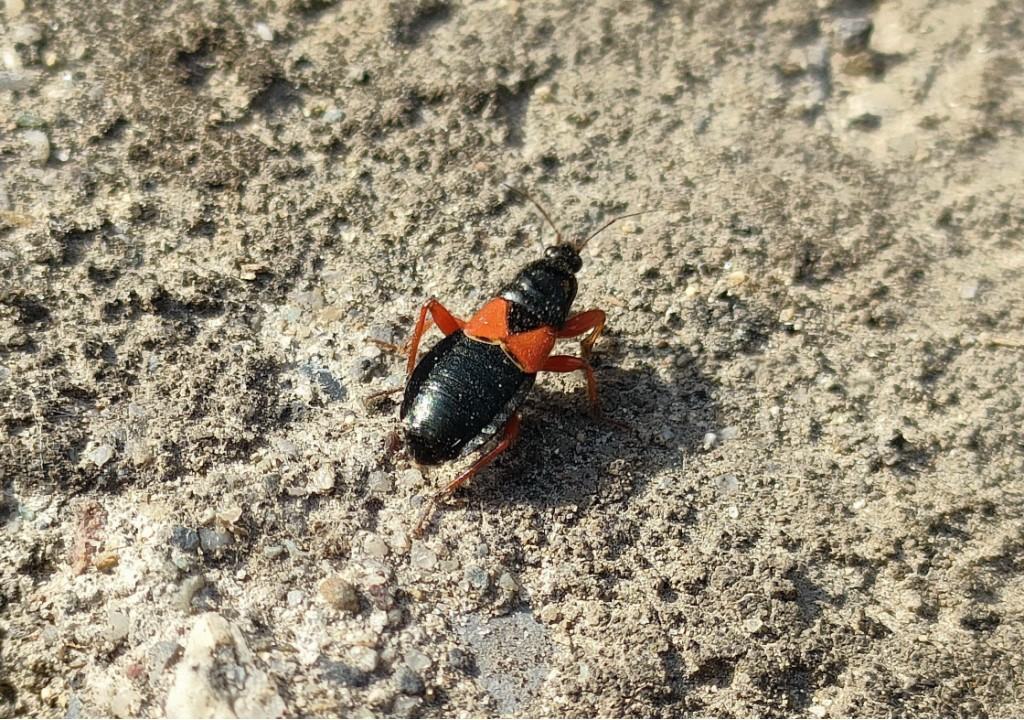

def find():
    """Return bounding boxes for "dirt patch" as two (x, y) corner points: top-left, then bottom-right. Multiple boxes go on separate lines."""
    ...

(2, 0), (1022, 716)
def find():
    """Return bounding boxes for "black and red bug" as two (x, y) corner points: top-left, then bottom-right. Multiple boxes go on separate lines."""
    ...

(386, 187), (644, 534)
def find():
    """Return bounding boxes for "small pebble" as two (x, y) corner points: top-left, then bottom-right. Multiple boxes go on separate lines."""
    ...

(404, 648), (431, 673)
(367, 470), (393, 495)
(40, 624), (58, 645)
(364, 572), (387, 589)
(287, 590), (304, 607)
(363, 533), (389, 559)
(702, 432), (717, 450)
(834, 17), (872, 53)
(726, 270), (748, 288)
(779, 48), (806, 77)
(715, 474), (739, 495)
(719, 426), (739, 442)
(276, 439), (299, 457)
(1, 330), (27, 349)
(809, 703), (827, 718)
(389, 530), (410, 554)
(107, 609), (130, 643)
(447, 648), (469, 671)
(743, 617), (764, 634)
(6, 0), (25, 19)
(410, 543), (437, 570)
(392, 696), (421, 717)
(11, 23), (42, 45)
(166, 614), (279, 717)
(85, 443), (114, 468)
(903, 590), (924, 613)
(365, 577), (395, 610)
(368, 610), (388, 634)
(309, 466), (335, 494)
(216, 506), (242, 526)
(319, 576), (360, 613)
(95, 551), (119, 572)
(21, 129), (49, 164)
(959, 279), (979, 300)
(727, 505), (739, 520)
(128, 441), (154, 466)
(347, 66), (369, 84)
(497, 572), (518, 594)
(254, 22), (273, 41)
(171, 554), (193, 572)
(109, 686), (141, 718)
(465, 566), (489, 592)
(198, 527), (232, 554)
(393, 666), (424, 696)
(398, 468), (424, 490)
(348, 646), (379, 673)
(322, 106), (344, 123)
(170, 527), (200, 553)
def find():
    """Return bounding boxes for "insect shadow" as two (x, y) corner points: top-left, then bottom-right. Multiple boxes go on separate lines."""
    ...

(463, 343), (719, 512)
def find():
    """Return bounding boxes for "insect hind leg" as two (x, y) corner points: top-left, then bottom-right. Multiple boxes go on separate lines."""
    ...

(414, 413), (521, 536)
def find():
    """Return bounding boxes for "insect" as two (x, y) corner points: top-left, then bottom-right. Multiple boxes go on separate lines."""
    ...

(386, 187), (644, 534)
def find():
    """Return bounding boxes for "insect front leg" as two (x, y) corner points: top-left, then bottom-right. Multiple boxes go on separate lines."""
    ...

(557, 308), (606, 359)
(542, 355), (600, 414)
(369, 299), (464, 373)
(543, 353), (629, 429)
(404, 299), (464, 375)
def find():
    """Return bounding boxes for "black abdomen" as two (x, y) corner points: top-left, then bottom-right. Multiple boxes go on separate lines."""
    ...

(401, 331), (535, 465)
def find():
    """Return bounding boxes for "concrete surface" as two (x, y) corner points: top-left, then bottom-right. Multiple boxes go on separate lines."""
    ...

(1, 0), (1023, 716)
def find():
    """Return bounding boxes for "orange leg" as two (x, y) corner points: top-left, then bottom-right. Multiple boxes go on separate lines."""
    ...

(557, 309), (606, 359)
(405, 298), (464, 375)
(414, 414), (521, 536)
(542, 354), (600, 414)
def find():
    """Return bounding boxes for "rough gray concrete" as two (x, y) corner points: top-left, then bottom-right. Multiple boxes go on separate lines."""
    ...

(1, 0), (1022, 716)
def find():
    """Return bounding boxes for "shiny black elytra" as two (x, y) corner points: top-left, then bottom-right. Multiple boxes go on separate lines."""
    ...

(401, 329), (535, 465)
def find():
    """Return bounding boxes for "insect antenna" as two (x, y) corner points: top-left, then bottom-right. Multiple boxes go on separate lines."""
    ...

(502, 183), (564, 244)
(575, 210), (650, 252)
